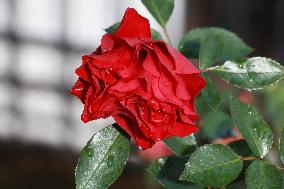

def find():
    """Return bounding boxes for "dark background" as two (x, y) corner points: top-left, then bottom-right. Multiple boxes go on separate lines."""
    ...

(0, 0), (283, 188)
(187, 0), (284, 62)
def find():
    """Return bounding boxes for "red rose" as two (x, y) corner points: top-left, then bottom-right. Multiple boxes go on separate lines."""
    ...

(70, 8), (206, 149)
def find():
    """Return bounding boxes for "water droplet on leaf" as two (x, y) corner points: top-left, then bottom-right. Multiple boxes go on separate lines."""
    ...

(107, 155), (114, 167)
(86, 148), (94, 157)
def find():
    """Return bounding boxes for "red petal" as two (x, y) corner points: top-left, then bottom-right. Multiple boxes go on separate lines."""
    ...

(101, 33), (115, 53)
(113, 114), (154, 149)
(175, 76), (191, 100)
(75, 64), (90, 82)
(70, 79), (89, 103)
(158, 71), (178, 104)
(179, 113), (195, 125)
(115, 8), (151, 39)
(142, 50), (160, 77)
(153, 44), (174, 72)
(82, 90), (120, 123)
(180, 74), (206, 104)
(171, 122), (198, 137)
(109, 79), (140, 93)
(166, 44), (200, 74)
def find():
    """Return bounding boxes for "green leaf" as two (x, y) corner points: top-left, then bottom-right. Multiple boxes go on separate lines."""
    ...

(201, 74), (221, 111)
(227, 180), (247, 189)
(194, 96), (210, 118)
(230, 98), (273, 157)
(201, 111), (234, 141)
(75, 124), (130, 189)
(178, 27), (252, 61)
(142, 0), (174, 26)
(282, 174), (284, 189)
(104, 22), (121, 34)
(264, 81), (284, 127)
(148, 156), (205, 189)
(210, 57), (284, 91)
(180, 144), (243, 187)
(228, 140), (253, 157)
(151, 28), (163, 40)
(228, 140), (254, 182)
(246, 160), (282, 189)
(280, 127), (284, 164)
(199, 34), (223, 69)
(163, 134), (197, 157)
(105, 22), (163, 40)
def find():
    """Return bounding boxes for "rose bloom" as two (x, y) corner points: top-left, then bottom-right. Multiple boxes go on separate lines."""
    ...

(70, 8), (206, 149)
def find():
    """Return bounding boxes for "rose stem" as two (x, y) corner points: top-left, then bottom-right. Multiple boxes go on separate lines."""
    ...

(241, 156), (258, 161)
(163, 26), (172, 45)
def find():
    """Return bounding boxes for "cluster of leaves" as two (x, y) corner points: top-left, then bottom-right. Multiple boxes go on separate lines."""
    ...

(75, 0), (284, 189)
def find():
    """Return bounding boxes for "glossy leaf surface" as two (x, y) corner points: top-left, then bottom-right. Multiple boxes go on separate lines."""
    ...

(201, 74), (221, 111)
(141, 0), (174, 26)
(163, 134), (197, 157)
(246, 160), (282, 189)
(75, 124), (130, 189)
(210, 57), (284, 90)
(148, 156), (205, 189)
(178, 27), (251, 61)
(180, 144), (243, 187)
(199, 34), (223, 69)
(230, 98), (273, 157)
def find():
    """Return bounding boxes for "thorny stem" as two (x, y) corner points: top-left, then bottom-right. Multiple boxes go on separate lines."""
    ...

(163, 26), (172, 45)
(241, 156), (258, 161)
(241, 157), (284, 170)
(276, 166), (284, 170)
(201, 68), (210, 72)
(200, 65), (220, 72)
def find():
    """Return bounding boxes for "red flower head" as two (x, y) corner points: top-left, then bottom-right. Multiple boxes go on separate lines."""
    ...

(70, 8), (206, 149)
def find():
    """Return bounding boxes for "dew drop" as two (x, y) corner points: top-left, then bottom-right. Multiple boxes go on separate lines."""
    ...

(248, 111), (252, 115)
(86, 148), (94, 157)
(107, 155), (114, 167)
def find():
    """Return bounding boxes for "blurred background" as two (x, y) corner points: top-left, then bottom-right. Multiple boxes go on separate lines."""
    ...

(0, 0), (283, 188)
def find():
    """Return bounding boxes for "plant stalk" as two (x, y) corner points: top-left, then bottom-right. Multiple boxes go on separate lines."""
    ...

(163, 26), (172, 45)
(241, 156), (258, 161)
